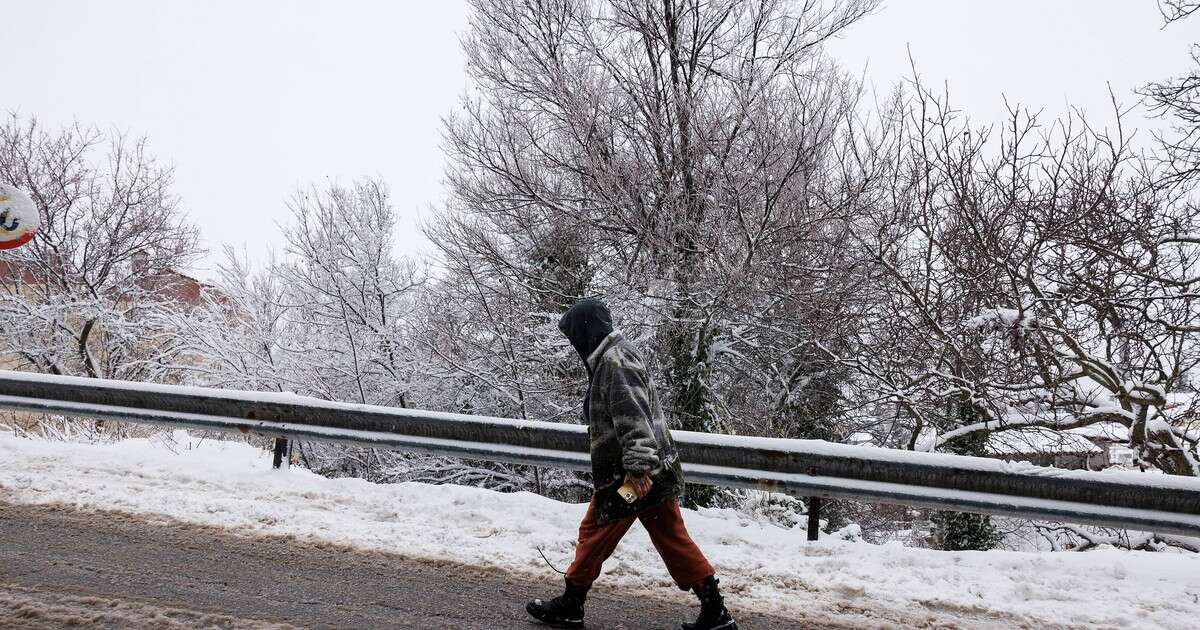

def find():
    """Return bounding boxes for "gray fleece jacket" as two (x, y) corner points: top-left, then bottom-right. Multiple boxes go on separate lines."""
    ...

(583, 330), (685, 524)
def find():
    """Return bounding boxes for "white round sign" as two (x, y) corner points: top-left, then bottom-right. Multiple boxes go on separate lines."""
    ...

(0, 184), (39, 250)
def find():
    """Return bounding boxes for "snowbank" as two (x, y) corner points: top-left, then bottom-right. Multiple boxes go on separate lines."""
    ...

(1, 429), (1198, 629)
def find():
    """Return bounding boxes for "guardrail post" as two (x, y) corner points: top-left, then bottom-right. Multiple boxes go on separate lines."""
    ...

(807, 497), (821, 541)
(272, 437), (289, 469)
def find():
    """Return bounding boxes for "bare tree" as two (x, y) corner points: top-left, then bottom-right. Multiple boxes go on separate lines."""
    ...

(0, 114), (201, 383)
(1143, 2), (1200, 185)
(836, 79), (1200, 478)
(435, 0), (880, 504)
(276, 179), (425, 408)
(160, 245), (293, 392)
(174, 179), (464, 481)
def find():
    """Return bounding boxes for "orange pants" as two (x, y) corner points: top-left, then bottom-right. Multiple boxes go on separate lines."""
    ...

(565, 498), (715, 591)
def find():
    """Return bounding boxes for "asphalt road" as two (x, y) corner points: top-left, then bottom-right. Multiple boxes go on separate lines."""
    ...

(0, 501), (816, 630)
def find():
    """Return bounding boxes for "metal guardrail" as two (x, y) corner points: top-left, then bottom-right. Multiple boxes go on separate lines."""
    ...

(1, 369), (1198, 538)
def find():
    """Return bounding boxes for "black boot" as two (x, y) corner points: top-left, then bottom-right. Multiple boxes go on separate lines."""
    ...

(681, 576), (737, 630)
(526, 579), (588, 629)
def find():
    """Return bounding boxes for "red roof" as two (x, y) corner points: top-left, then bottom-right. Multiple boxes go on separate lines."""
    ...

(136, 269), (209, 306)
(0, 258), (213, 307)
(0, 259), (43, 284)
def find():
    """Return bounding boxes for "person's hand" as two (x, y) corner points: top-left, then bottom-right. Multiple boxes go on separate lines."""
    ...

(624, 472), (653, 498)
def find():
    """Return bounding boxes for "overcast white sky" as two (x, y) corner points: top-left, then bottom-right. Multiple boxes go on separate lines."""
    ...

(3, 1), (1196, 278)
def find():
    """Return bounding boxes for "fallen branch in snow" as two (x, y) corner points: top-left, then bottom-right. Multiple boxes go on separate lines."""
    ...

(1038, 523), (1200, 553)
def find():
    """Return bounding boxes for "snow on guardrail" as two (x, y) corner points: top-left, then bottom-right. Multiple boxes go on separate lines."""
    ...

(0, 369), (1197, 536)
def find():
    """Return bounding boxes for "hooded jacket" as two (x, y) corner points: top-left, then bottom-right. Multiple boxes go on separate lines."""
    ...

(559, 300), (685, 524)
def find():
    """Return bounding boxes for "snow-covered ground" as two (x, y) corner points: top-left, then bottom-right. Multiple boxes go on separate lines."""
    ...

(2, 428), (1198, 629)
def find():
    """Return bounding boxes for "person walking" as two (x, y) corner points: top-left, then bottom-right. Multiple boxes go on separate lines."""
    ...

(526, 298), (737, 630)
